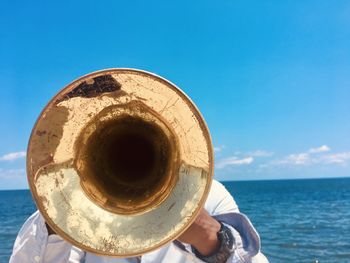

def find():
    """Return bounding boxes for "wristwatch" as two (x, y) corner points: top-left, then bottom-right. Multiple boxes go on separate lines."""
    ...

(191, 222), (235, 263)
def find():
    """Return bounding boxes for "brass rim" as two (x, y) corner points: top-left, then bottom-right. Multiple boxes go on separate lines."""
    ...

(27, 68), (214, 257)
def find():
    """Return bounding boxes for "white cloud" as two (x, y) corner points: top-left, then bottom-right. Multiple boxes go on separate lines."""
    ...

(0, 151), (26, 161)
(0, 168), (28, 190)
(217, 156), (254, 169)
(285, 153), (310, 165)
(309, 145), (330, 154)
(265, 153), (310, 167)
(262, 146), (350, 168)
(249, 150), (274, 157)
(321, 152), (350, 164)
(265, 145), (330, 167)
(214, 145), (225, 153)
(0, 168), (26, 178)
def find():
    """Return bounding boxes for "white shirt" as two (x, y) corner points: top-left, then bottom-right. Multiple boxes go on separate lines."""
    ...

(10, 180), (268, 263)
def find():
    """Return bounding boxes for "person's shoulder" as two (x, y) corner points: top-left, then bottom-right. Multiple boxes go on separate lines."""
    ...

(210, 179), (226, 191)
(205, 180), (239, 214)
(19, 210), (42, 231)
(209, 179), (234, 199)
(27, 210), (41, 221)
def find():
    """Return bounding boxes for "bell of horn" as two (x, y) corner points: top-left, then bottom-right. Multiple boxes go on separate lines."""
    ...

(27, 68), (214, 257)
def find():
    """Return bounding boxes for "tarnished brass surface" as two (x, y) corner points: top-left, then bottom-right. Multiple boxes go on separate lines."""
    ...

(27, 69), (214, 257)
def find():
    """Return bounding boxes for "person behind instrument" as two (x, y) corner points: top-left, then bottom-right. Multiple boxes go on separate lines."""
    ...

(11, 70), (269, 263)
(10, 180), (268, 263)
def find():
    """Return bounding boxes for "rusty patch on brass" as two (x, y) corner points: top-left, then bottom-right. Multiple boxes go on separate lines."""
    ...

(36, 130), (47, 136)
(56, 75), (121, 104)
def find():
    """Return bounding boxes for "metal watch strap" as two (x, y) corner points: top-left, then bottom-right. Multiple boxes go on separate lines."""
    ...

(191, 222), (235, 263)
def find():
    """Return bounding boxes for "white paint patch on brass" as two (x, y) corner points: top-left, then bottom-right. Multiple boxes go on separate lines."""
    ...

(35, 163), (207, 254)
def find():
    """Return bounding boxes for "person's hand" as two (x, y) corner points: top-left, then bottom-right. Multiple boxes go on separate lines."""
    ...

(177, 209), (221, 256)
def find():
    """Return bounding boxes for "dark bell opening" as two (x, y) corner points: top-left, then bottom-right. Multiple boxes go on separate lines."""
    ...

(78, 115), (173, 211)
(105, 131), (156, 183)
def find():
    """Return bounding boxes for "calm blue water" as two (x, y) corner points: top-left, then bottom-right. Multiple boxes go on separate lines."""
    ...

(0, 178), (349, 263)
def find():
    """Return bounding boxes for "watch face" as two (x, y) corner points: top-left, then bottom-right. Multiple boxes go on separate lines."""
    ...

(219, 223), (234, 249)
(191, 223), (235, 263)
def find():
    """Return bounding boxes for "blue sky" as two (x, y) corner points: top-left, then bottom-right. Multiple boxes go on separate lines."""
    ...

(1, 0), (350, 189)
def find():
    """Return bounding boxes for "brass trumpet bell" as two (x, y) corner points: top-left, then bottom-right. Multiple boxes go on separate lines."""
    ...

(27, 69), (213, 257)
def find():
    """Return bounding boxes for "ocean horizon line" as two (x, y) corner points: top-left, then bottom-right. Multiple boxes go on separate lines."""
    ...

(1, 176), (349, 191)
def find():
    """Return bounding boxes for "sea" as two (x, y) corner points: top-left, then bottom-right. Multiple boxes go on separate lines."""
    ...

(0, 177), (349, 263)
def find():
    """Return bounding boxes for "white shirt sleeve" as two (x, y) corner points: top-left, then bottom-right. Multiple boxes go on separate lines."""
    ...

(9, 210), (85, 263)
(204, 180), (268, 263)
